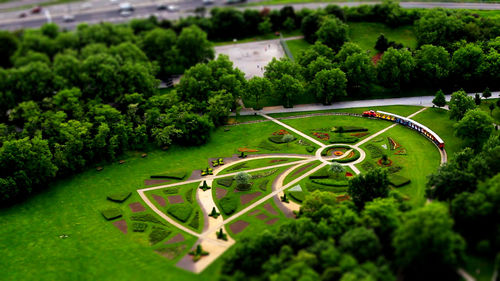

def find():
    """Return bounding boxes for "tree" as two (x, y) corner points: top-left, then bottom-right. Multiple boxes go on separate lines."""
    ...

(393, 203), (465, 280)
(348, 168), (390, 208)
(312, 68), (347, 105)
(339, 227), (382, 262)
(448, 90), (476, 120)
(483, 87), (492, 99)
(362, 198), (401, 252)
(377, 48), (415, 92)
(328, 163), (345, 179)
(207, 90), (234, 126)
(264, 57), (302, 81)
(489, 103), (495, 116)
(315, 17), (349, 52)
(245, 76), (272, 110)
(283, 17), (295, 32)
(454, 109), (494, 150)
(342, 52), (376, 93)
(452, 43), (485, 85)
(283, 134), (295, 147)
(0, 30), (19, 67)
(258, 18), (272, 34)
(475, 93), (482, 106)
(415, 45), (450, 86)
(211, 8), (245, 40)
(234, 171), (251, 190)
(432, 90), (446, 108)
(177, 25), (214, 68)
(375, 34), (389, 52)
(301, 12), (321, 43)
(272, 74), (304, 108)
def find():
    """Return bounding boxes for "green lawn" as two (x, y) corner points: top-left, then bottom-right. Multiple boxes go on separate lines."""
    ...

(477, 98), (500, 124)
(287, 38), (311, 59)
(464, 254), (496, 281)
(268, 105), (423, 119)
(411, 107), (465, 159)
(348, 22), (417, 54)
(218, 157), (306, 175)
(283, 160), (323, 185)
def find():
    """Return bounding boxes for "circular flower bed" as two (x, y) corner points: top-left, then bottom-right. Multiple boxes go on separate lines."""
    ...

(333, 151), (344, 156)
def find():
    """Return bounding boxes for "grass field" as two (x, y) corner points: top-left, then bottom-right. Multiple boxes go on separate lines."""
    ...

(268, 105), (423, 119)
(477, 98), (500, 124)
(218, 157), (306, 175)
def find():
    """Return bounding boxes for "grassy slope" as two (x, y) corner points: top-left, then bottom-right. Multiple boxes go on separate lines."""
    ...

(477, 98), (500, 124)
(348, 22), (417, 54)
(268, 105), (423, 118)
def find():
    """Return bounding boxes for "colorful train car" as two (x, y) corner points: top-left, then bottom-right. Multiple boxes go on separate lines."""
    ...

(363, 110), (445, 149)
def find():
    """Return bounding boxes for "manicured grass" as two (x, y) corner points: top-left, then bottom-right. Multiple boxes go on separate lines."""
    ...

(268, 105), (423, 119)
(357, 124), (441, 206)
(283, 160), (323, 185)
(348, 22), (417, 54)
(464, 254), (496, 281)
(218, 157), (306, 175)
(228, 115), (266, 124)
(287, 38), (311, 59)
(477, 98), (500, 124)
(411, 107), (465, 159)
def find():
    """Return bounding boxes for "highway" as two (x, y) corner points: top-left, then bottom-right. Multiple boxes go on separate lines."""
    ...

(1, 1), (500, 30)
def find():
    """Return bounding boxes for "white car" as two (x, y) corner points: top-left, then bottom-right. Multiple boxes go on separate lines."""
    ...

(63, 14), (75, 22)
(203, 0), (214, 5)
(167, 5), (178, 12)
(119, 2), (134, 11)
(120, 10), (133, 17)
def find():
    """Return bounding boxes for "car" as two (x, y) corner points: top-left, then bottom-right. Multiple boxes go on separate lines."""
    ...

(18, 12), (27, 18)
(167, 5), (179, 12)
(63, 14), (75, 22)
(120, 10), (133, 17)
(119, 2), (134, 11)
(225, 0), (246, 4)
(156, 3), (167, 10)
(31, 6), (42, 14)
(202, 0), (214, 5)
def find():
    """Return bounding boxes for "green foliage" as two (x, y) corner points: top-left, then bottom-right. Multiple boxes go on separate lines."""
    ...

(432, 90), (447, 108)
(234, 172), (251, 191)
(289, 191), (306, 202)
(388, 174), (411, 187)
(132, 222), (148, 232)
(150, 170), (186, 180)
(454, 109), (494, 149)
(185, 188), (194, 203)
(365, 144), (384, 158)
(220, 196), (238, 215)
(189, 244), (209, 262)
(199, 181), (211, 192)
(217, 228), (228, 241)
(188, 211), (200, 230)
(167, 204), (193, 222)
(227, 163), (248, 172)
(149, 226), (172, 245)
(311, 178), (349, 187)
(209, 207), (220, 219)
(106, 192), (131, 203)
(348, 168), (390, 208)
(448, 90), (476, 121)
(329, 136), (358, 143)
(339, 227), (382, 262)
(258, 179), (269, 191)
(306, 146), (315, 153)
(316, 17), (349, 52)
(332, 150), (361, 163)
(217, 178), (234, 187)
(100, 208), (122, 220)
(130, 214), (166, 226)
(163, 187), (180, 195)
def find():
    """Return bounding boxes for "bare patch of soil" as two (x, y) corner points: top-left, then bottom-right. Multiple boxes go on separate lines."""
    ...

(129, 202), (145, 213)
(168, 195), (184, 204)
(292, 162), (314, 177)
(266, 218), (279, 225)
(216, 188), (228, 200)
(248, 209), (260, 216)
(229, 220), (250, 234)
(153, 194), (166, 207)
(240, 192), (262, 205)
(144, 179), (170, 186)
(256, 213), (269, 221)
(263, 203), (278, 215)
(113, 219), (128, 234)
(165, 233), (185, 244)
(158, 245), (187, 260)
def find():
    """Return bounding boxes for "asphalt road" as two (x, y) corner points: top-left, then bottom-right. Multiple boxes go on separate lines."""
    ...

(2, 1), (500, 31)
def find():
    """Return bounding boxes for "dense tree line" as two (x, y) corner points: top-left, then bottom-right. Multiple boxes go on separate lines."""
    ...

(0, 22), (242, 205)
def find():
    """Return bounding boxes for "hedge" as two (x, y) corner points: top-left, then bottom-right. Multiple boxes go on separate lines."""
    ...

(189, 211), (200, 230)
(289, 191), (306, 202)
(217, 178), (234, 187)
(258, 139), (281, 151)
(106, 192), (131, 203)
(258, 179), (269, 191)
(132, 222), (148, 232)
(311, 179), (349, 187)
(366, 144), (383, 158)
(306, 146), (315, 153)
(220, 196), (238, 215)
(227, 163), (248, 172)
(150, 170), (186, 180)
(332, 126), (368, 132)
(130, 214), (166, 226)
(101, 208), (122, 220)
(388, 174), (411, 187)
(332, 150), (361, 163)
(309, 166), (330, 179)
(167, 204), (193, 222)
(306, 183), (348, 193)
(163, 186), (180, 194)
(149, 226), (171, 245)
(329, 136), (358, 143)
(185, 188), (194, 204)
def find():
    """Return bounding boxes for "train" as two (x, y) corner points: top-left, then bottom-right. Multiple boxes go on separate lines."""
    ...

(362, 110), (445, 149)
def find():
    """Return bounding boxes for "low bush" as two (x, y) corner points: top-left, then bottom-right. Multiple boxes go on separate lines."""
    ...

(106, 192), (131, 203)
(167, 204), (193, 222)
(258, 179), (269, 191)
(332, 126), (368, 132)
(150, 170), (186, 180)
(227, 163), (248, 172)
(185, 188), (194, 204)
(311, 179), (349, 187)
(101, 208), (122, 220)
(366, 144), (383, 158)
(149, 226), (171, 245)
(217, 178), (234, 187)
(189, 211), (200, 230)
(388, 174), (411, 187)
(257, 140), (281, 151)
(132, 222), (148, 232)
(329, 136), (358, 143)
(163, 187), (180, 194)
(306, 183), (347, 193)
(309, 166), (330, 179)
(289, 191), (306, 202)
(220, 196), (238, 215)
(333, 150), (361, 163)
(251, 169), (278, 179)
(306, 146), (315, 153)
(268, 136), (296, 144)
(236, 183), (252, 191)
(130, 214), (166, 226)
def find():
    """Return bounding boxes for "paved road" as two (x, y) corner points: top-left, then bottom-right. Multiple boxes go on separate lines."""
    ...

(2, 1), (500, 30)
(237, 92), (498, 115)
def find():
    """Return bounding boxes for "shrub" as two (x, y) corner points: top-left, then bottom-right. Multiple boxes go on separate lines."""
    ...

(258, 179), (269, 191)
(332, 150), (361, 163)
(268, 135), (296, 144)
(150, 170), (186, 180)
(258, 139), (281, 151)
(130, 214), (166, 226)
(306, 146), (315, 153)
(106, 192), (131, 203)
(306, 182), (347, 193)
(309, 166), (330, 179)
(329, 136), (358, 143)
(185, 188), (194, 203)
(101, 208), (122, 220)
(167, 204), (193, 222)
(366, 144), (383, 158)
(217, 178), (234, 187)
(388, 174), (411, 187)
(289, 191), (306, 202)
(163, 187), (180, 194)
(220, 196), (238, 215)
(132, 222), (148, 232)
(251, 169), (278, 179)
(149, 226), (171, 245)
(189, 211), (200, 230)
(311, 179), (349, 186)
(332, 126), (367, 132)
(227, 163), (248, 172)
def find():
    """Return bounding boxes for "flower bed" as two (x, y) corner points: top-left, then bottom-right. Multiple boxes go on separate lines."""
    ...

(313, 132), (330, 141)
(377, 158), (393, 167)
(238, 147), (259, 152)
(388, 137), (401, 150)
(350, 132), (369, 138)
(272, 129), (289, 135)
(321, 145), (351, 156)
(332, 149), (361, 163)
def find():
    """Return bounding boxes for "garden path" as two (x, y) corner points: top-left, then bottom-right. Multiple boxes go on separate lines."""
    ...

(260, 113), (326, 147)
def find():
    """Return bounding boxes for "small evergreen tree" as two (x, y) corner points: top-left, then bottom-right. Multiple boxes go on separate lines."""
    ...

(475, 93), (481, 106)
(375, 34), (389, 52)
(489, 103), (495, 116)
(432, 90), (446, 108)
(483, 87), (492, 99)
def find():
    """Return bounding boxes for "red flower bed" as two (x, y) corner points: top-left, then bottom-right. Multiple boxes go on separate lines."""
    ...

(345, 172), (353, 177)
(272, 129), (289, 135)
(351, 132), (369, 137)
(313, 132), (330, 140)
(388, 137), (401, 150)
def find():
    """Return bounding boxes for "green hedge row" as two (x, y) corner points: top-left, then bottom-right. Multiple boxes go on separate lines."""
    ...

(185, 188), (194, 204)
(388, 174), (411, 187)
(309, 166), (330, 179)
(366, 144), (384, 158)
(306, 183), (348, 193)
(150, 170), (186, 180)
(130, 214), (166, 226)
(132, 222), (147, 232)
(101, 208), (122, 220)
(329, 136), (358, 144)
(149, 226), (171, 245)
(268, 136), (296, 144)
(332, 150), (361, 163)
(167, 204), (193, 222)
(163, 186), (180, 194)
(220, 196), (237, 215)
(289, 191), (305, 202)
(311, 179), (349, 187)
(189, 211), (200, 230)
(106, 192), (131, 203)
(217, 178), (234, 187)
(332, 126), (368, 133)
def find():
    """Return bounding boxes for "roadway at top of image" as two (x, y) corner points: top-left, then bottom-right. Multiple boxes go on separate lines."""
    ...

(1, 0), (500, 31)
